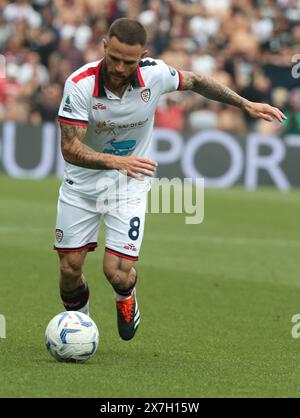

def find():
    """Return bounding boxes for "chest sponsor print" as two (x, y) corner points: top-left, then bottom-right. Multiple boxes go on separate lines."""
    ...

(103, 139), (137, 156)
(94, 119), (149, 136)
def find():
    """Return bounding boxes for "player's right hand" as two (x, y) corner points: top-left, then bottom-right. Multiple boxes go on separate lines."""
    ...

(112, 156), (158, 180)
(243, 101), (287, 123)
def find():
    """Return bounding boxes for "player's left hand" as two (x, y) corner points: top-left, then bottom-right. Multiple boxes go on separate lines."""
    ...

(244, 101), (287, 123)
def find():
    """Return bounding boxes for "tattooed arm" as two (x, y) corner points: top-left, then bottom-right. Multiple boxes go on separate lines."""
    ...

(60, 122), (157, 179)
(179, 71), (286, 123)
(61, 123), (107, 169)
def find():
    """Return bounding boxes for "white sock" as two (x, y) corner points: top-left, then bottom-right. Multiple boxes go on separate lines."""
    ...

(115, 291), (132, 302)
(78, 301), (89, 316)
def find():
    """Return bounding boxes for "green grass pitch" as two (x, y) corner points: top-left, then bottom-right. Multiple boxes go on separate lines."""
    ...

(1, 175), (300, 398)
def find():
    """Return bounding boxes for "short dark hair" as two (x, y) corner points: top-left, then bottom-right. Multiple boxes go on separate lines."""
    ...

(108, 18), (147, 47)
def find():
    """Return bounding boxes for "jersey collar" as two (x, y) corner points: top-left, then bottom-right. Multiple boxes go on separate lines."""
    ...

(93, 59), (145, 98)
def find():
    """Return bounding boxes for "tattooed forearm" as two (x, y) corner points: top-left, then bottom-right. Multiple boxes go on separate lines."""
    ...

(180, 71), (249, 109)
(60, 123), (113, 170)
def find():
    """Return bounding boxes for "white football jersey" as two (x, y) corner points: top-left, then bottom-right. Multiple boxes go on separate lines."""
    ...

(58, 58), (182, 200)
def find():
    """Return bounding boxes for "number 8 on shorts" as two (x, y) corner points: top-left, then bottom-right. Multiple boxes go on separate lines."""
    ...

(128, 217), (140, 241)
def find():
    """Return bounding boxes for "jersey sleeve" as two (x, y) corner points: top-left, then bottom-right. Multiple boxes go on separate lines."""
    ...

(57, 79), (89, 126)
(156, 59), (183, 94)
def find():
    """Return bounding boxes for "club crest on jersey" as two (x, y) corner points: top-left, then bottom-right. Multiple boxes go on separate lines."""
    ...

(140, 89), (151, 103)
(55, 229), (63, 243)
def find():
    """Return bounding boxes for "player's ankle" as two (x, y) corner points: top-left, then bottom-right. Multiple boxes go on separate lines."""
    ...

(60, 282), (90, 311)
(113, 276), (137, 300)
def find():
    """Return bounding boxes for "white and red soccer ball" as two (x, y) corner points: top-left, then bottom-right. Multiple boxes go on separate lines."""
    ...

(45, 311), (99, 363)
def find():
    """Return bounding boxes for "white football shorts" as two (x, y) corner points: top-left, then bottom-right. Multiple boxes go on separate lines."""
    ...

(54, 187), (147, 261)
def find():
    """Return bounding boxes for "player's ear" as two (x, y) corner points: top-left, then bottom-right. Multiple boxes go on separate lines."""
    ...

(103, 38), (108, 51)
(141, 50), (148, 59)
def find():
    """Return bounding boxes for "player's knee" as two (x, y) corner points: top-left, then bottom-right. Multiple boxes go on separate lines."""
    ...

(103, 264), (118, 284)
(103, 265), (125, 287)
(60, 255), (83, 281)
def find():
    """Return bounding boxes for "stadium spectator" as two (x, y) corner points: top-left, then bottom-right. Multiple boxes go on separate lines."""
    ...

(282, 88), (300, 134)
(155, 92), (185, 131)
(3, 0), (42, 28)
(29, 82), (62, 123)
(0, 0), (298, 132)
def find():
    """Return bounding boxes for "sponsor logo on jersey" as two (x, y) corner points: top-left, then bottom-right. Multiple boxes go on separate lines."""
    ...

(92, 102), (107, 110)
(140, 88), (151, 103)
(63, 95), (72, 113)
(139, 60), (157, 67)
(103, 139), (137, 156)
(55, 229), (63, 243)
(65, 95), (71, 105)
(124, 243), (137, 252)
(168, 66), (176, 76)
(95, 119), (148, 135)
(117, 118), (149, 130)
(95, 120), (117, 135)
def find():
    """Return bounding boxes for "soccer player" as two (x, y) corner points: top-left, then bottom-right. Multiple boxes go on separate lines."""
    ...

(55, 18), (286, 341)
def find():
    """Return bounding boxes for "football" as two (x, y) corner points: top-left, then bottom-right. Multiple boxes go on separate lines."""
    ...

(45, 311), (99, 363)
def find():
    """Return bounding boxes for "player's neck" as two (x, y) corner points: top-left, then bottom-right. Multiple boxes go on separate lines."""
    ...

(105, 81), (129, 98)
(103, 66), (130, 98)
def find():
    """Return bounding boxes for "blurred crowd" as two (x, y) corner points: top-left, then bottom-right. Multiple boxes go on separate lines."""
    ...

(0, 0), (300, 134)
